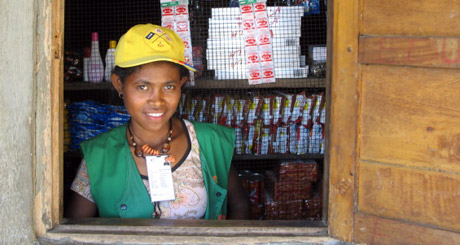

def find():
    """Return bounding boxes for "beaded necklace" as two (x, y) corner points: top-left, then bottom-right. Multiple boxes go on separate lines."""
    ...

(127, 119), (173, 158)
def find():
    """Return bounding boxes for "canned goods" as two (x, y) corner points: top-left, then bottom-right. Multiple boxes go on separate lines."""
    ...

(248, 173), (265, 206)
(238, 170), (252, 195)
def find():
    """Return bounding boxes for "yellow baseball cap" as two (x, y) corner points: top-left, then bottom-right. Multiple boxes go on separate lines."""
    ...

(114, 23), (196, 72)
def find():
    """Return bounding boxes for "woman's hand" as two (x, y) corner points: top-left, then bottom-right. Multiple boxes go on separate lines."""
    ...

(65, 191), (98, 218)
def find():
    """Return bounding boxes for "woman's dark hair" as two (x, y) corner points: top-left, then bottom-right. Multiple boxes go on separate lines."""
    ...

(112, 61), (189, 84)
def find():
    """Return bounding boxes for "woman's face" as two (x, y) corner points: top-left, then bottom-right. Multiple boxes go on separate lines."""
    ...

(118, 61), (186, 133)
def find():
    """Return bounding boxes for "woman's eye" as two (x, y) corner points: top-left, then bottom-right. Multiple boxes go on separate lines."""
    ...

(138, 85), (148, 91)
(164, 85), (175, 90)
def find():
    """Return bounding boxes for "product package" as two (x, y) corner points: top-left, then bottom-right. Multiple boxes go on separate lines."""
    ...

(160, 0), (195, 86)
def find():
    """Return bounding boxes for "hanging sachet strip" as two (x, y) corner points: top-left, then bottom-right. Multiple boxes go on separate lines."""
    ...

(239, 0), (275, 85)
(161, 0), (195, 86)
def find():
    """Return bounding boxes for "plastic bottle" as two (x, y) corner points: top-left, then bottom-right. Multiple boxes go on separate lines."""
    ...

(104, 40), (117, 82)
(88, 32), (104, 83)
(83, 47), (90, 82)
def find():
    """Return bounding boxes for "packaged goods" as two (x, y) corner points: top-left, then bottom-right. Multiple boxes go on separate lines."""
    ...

(82, 47), (90, 82)
(195, 98), (209, 122)
(238, 169), (253, 194)
(303, 193), (322, 220)
(88, 32), (104, 83)
(64, 51), (83, 82)
(207, 6), (305, 80)
(178, 93), (187, 118)
(243, 123), (254, 154)
(301, 96), (313, 127)
(288, 123), (298, 154)
(260, 96), (273, 126)
(104, 40), (116, 82)
(276, 125), (289, 154)
(247, 96), (263, 124)
(260, 160), (320, 220)
(192, 46), (203, 78)
(309, 122), (322, 153)
(277, 92), (294, 124)
(234, 127), (244, 154)
(211, 95), (225, 124)
(248, 172), (265, 206)
(248, 172), (265, 219)
(176, 91), (326, 155)
(67, 101), (130, 150)
(265, 170), (312, 201)
(222, 95), (235, 126)
(297, 125), (309, 154)
(259, 126), (272, 154)
(186, 97), (198, 121)
(291, 92), (307, 123)
(234, 98), (249, 126)
(308, 45), (327, 78)
(272, 95), (283, 126)
(278, 160), (319, 182)
(252, 119), (263, 155)
(264, 192), (303, 220)
(295, 0), (321, 16)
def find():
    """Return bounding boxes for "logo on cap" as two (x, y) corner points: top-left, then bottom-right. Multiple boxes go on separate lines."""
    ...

(144, 29), (172, 52)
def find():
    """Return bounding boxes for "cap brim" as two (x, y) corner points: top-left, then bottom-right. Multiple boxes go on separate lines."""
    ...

(117, 55), (197, 72)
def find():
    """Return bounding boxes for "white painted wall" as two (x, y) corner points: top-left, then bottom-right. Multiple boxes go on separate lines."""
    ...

(0, 0), (37, 243)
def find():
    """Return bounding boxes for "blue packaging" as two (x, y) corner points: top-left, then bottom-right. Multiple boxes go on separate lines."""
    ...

(67, 100), (130, 150)
(294, 0), (320, 16)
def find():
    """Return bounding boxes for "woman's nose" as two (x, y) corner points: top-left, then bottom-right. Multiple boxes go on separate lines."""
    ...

(147, 88), (164, 105)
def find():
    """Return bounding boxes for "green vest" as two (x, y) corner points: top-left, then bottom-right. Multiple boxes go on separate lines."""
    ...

(81, 121), (235, 219)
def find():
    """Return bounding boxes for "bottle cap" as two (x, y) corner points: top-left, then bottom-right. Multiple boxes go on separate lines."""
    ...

(91, 32), (99, 41)
(109, 40), (117, 49)
(84, 47), (91, 57)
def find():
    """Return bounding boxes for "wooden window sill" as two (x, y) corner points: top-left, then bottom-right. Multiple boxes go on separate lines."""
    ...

(40, 218), (333, 244)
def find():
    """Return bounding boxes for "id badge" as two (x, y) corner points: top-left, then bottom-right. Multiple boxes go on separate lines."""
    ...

(145, 155), (175, 202)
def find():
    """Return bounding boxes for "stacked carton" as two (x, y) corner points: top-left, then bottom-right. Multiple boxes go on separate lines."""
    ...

(264, 160), (321, 220)
(207, 6), (308, 80)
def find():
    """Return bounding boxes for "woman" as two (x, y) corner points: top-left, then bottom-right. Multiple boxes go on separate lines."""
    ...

(66, 23), (250, 220)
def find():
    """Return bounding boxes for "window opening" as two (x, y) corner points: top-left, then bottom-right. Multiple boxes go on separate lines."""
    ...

(63, 0), (328, 223)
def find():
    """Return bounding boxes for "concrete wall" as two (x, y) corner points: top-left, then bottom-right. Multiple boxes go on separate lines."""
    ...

(0, 0), (37, 243)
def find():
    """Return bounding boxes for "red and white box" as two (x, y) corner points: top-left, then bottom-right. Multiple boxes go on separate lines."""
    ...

(257, 30), (272, 47)
(161, 6), (175, 21)
(254, 2), (267, 17)
(259, 47), (273, 65)
(248, 67), (263, 85)
(246, 46), (260, 65)
(240, 4), (254, 15)
(175, 5), (189, 20)
(175, 20), (190, 33)
(261, 66), (275, 83)
(244, 33), (258, 47)
(242, 19), (256, 31)
(255, 17), (269, 29)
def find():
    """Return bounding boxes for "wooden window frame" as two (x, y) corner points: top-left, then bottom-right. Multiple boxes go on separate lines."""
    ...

(33, 0), (350, 243)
